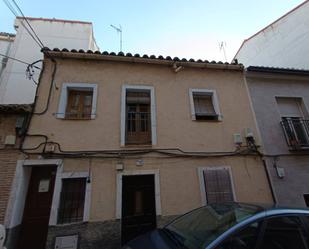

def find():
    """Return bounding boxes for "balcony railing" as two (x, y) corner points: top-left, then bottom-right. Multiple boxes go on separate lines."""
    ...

(126, 112), (151, 145)
(280, 118), (309, 149)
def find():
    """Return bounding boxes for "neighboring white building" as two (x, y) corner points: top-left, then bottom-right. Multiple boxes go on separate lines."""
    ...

(234, 0), (309, 69)
(0, 17), (99, 104)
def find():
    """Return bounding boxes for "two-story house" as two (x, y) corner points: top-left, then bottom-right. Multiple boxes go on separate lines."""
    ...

(246, 66), (309, 207)
(5, 48), (273, 249)
(0, 16), (99, 249)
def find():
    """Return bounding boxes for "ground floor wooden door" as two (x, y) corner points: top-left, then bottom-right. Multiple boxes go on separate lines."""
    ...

(17, 166), (57, 249)
(121, 174), (157, 244)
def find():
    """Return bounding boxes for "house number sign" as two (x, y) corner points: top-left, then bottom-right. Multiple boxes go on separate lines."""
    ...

(38, 179), (50, 192)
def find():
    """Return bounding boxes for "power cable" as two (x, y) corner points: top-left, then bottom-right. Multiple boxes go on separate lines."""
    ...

(2, 0), (43, 49)
(0, 53), (41, 69)
(11, 0), (45, 48)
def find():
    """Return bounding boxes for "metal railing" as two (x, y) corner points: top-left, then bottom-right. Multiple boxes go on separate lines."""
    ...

(280, 118), (309, 149)
(126, 112), (151, 144)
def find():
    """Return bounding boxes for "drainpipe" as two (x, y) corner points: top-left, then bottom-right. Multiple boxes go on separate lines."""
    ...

(262, 159), (277, 204)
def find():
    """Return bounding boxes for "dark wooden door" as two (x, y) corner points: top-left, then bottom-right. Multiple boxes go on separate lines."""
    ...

(18, 166), (57, 249)
(121, 175), (157, 244)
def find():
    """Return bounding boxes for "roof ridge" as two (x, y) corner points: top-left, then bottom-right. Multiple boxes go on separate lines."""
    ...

(16, 16), (92, 25)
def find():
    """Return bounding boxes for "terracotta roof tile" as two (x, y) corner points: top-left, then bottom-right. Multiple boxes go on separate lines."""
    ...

(41, 47), (242, 67)
(0, 104), (32, 113)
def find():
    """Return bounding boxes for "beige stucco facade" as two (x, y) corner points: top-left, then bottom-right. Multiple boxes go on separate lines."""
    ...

(22, 54), (273, 217)
(61, 156), (271, 222)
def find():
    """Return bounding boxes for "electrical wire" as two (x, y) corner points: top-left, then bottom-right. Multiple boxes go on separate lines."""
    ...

(20, 137), (261, 159)
(11, 0), (45, 48)
(2, 0), (43, 49)
(0, 53), (41, 69)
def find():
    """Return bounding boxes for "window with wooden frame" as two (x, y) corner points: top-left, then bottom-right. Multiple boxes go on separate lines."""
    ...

(125, 90), (151, 145)
(189, 89), (221, 121)
(202, 167), (234, 204)
(65, 89), (93, 119)
(58, 178), (86, 224)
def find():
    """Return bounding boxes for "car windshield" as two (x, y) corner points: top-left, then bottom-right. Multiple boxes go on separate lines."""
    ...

(165, 203), (263, 249)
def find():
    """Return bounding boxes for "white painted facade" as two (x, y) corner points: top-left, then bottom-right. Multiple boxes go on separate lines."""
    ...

(0, 17), (99, 104)
(234, 0), (309, 70)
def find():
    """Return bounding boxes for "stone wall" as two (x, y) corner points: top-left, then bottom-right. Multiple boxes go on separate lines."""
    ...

(46, 220), (121, 249)
(46, 215), (178, 249)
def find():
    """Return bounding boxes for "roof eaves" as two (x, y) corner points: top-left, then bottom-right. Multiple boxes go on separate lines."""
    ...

(16, 16), (92, 25)
(0, 32), (16, 37)
(247, 66), (309, 76)
(0, 104), (32, 113)
(42, 47), (243, 71)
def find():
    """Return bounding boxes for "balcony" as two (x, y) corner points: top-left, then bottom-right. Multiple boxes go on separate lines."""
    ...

(125, 111), (151, 145)
(280, 118), (309, 150)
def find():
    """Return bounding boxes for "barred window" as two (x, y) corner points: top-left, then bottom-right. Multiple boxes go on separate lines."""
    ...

(58, 178), (86, 224)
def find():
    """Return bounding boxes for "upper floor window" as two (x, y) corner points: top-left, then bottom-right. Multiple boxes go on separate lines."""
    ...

(277, 97), (309, 149)
(65, 90), (93, 119)
(57, 83), (97, 120)
(126, 91), (151, 145)
(189, 89), (222, 121)
(121, 85), (156, 146)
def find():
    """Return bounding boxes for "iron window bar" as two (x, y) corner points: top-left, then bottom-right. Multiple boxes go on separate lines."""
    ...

(58, 178), (86, 224)
(280, 118), (309, 150)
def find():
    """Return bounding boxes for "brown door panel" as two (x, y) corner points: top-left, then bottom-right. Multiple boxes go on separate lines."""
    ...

(121, 175), (157, 244)
(18, 166), (57, 249)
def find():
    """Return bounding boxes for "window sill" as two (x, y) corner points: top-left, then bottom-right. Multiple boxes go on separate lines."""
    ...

(193, 114), (223, 122)
(55, 113), (96, 120)
(288, 146), (309, 151)
(122, 144), (153, 148)
(63, 117), (92, 120)
(53, 221), (88, 227)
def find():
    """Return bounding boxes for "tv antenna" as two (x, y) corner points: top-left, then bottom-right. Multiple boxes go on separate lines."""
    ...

(219, 41), (227, 61)
(110, 24), (123, 52)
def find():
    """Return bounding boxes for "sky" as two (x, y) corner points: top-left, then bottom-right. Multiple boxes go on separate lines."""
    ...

(0, 0), (305, 62)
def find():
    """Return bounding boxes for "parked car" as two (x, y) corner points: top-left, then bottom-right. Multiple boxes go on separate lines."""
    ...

(122, 202), (309, 249)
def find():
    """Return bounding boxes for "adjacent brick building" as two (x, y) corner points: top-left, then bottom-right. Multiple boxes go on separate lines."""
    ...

(0, 104), (31, 224)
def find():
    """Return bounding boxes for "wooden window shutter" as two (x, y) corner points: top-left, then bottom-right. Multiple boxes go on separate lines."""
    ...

(193, 93), (216, 115)
(65, 90), (93, 119)
(203, 168), (234, 204)
(125, 90), (151, 144)
(126, 91), (150, 104)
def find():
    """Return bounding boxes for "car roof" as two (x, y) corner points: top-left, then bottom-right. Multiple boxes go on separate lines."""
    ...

(206, 203), (309, 249)
(240, 202), (309, 214)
